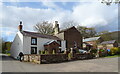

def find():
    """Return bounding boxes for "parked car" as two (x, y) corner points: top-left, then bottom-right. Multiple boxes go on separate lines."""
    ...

(79, 49), (87, 53)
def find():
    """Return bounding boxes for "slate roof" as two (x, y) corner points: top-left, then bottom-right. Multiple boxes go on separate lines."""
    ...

(44, 40), (60, 46)
(83, 37), (100, 42)
(101, 40), (116, 44)
(21, 31), (62, 40)
(59, 26), (76, 33)
(83, 42), (93, 46)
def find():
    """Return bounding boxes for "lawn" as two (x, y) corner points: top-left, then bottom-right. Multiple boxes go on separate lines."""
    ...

(105, 55), (120, 58)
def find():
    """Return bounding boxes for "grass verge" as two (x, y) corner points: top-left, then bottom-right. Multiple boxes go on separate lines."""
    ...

(105, 55), (120, 58)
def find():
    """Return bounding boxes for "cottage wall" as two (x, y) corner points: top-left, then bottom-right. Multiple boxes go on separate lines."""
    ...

(10, 32), (23, 59)
(23, 36), (66, 54)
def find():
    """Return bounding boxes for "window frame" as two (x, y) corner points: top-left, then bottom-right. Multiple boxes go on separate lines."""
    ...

(31, 47), (37, 54)
(31, 37), (37, 45)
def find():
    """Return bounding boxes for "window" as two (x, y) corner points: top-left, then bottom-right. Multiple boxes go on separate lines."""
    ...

(31, 47), (37, 54)
(31, 37), (37, 45)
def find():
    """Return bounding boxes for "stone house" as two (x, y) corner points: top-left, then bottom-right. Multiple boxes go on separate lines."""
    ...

(98, 40), (118, 49)
(54, 21), (83, 50)
(83, 37), (103, 49)
(10, 21), (66, 59)
(10, 21), (82, 59)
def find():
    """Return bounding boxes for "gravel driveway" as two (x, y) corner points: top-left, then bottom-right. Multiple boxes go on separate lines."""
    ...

(1, 54), (119, 72)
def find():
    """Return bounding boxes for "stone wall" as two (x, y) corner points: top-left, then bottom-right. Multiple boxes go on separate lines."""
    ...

(23, 54), (68, 64)
(74, 53), (93, 60)
(40, 54), (68, 63)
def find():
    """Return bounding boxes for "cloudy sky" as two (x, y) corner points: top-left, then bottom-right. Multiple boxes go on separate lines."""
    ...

(0, 0), (119, 41)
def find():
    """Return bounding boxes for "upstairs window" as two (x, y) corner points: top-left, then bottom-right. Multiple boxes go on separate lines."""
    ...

(31, 37), (37, 45)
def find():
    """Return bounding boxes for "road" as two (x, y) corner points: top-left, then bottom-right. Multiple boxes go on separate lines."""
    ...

(0, 54), (119, 72)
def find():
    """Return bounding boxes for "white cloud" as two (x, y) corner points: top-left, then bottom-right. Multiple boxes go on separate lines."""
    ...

(72, 2), (118, 27)
(0, 1), (118, 41)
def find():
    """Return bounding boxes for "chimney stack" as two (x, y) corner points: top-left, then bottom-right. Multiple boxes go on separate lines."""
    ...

(54, 21), (59, 35)
(18, 21), (23, 31)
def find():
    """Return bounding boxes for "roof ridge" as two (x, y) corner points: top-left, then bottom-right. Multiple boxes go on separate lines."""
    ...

(23, 30), (53, 36)
(21, 30), (62, 40)
(59, 26), (76, 33)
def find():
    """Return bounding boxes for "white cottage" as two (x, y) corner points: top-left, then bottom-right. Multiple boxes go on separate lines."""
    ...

(10, 21), (66, 59)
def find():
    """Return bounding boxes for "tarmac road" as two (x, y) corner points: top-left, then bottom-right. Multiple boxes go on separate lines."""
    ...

(1, 53), (119, 72)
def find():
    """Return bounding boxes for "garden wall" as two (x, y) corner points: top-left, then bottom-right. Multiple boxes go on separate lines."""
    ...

(74, 53), (93, 60)
(23, 54), (68, 64)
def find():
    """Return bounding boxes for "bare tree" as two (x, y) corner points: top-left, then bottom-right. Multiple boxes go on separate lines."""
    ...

(77, 26), (97, 38)
(34, 21), (54, 35)
(61, 21), (78, 29)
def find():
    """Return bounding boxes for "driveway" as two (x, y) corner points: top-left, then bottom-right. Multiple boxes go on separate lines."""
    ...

(1, 54), (119, 72)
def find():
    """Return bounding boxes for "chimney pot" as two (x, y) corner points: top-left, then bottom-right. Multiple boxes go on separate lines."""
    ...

(54, 21), (59, 35)
(18, 21), (23, 31)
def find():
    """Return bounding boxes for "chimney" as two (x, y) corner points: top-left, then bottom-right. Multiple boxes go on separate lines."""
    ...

(18, 21), (23, 31)
(54, 21), (59, 35)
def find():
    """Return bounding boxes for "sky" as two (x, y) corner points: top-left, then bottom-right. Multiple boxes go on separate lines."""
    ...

(0, 0), (119, 41)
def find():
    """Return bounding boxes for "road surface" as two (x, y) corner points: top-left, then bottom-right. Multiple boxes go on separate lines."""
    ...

(0, 54), (119, 72)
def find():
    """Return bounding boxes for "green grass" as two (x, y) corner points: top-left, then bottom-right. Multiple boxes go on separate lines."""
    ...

(6, 53), (11, 56)
(105, 55), (120, 58)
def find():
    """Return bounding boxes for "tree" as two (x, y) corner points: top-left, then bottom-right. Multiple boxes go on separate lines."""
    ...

(61, 21), (97, 38)
(0, 38), (7, 53)
(34, 21), (54, 35)
(100, 0), (120, 5)
(77, 26), (97, 38)
(97, 31), (109, 35)
(61, 21), (77, 29)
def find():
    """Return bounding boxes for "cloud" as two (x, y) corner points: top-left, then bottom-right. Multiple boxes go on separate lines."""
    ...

(72, 2), (118, 28)
(0, 1), (118, 41)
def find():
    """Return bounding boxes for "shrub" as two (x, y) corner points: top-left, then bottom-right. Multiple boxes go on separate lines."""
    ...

(110, 47), (119, 55)
(99, 49), (107, 57)
(90, 49), (97, 57)
(76, 49), (80, 53)
(45, 51), (48, 54)
(117, 47), (120, 54)
(41, 50), (44, 54)
(68, 52), (72, 60)
(99, 49), (105, 52)
(90, 49), (97, 54)
(39, 50), (41, 54)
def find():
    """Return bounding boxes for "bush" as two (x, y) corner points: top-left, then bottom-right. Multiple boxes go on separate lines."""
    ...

(99, 49), (105, 52)
(41, 50), (44, 54)
(90, 49), (97, 54)
(39, 50), (41, 54)
(68, 52), (72, 60)
(45, 51), (48, 54)
(117, 47), (120, 54)
(99, 49), (107, 57)
(90, 49), (97, 57)
(110, 47), (120, 55)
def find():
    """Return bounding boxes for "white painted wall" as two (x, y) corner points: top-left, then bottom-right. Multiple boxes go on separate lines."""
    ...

(11, 31), (66, 59)
(61, 40), (66, 51)
(23, 36), (66, 54)
(10, 31), (23, 59)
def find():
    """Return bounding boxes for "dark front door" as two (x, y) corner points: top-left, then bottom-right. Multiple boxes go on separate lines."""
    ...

(31, 47), (37, 54)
